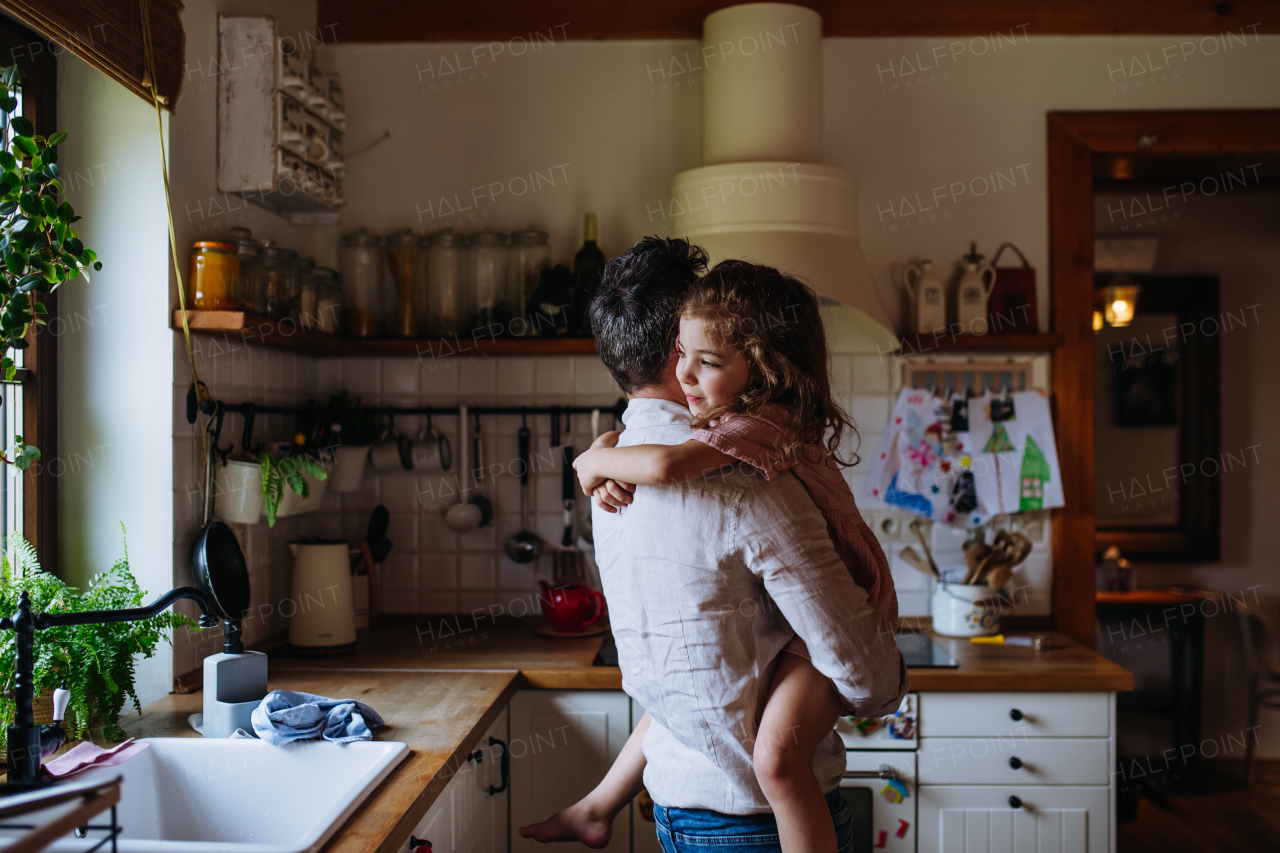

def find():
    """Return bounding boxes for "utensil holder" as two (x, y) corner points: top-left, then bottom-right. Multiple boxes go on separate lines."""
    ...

(931, 582), (1000, 637)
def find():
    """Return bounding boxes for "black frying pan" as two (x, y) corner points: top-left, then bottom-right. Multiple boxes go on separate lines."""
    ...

(191, 418), (254, 653)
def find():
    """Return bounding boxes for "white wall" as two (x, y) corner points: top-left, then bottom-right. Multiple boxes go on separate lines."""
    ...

(155, 11), (1280, 684)
(56, 54), (175, 707)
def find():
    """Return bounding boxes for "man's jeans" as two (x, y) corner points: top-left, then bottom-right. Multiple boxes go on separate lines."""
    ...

(653, 789), (854, 853)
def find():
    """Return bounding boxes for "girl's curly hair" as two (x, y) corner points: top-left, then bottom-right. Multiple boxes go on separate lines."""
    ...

(682, 260), (860, 467)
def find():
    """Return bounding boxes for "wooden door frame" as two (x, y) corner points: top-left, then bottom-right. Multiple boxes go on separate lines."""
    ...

(1047, 109), (1280, 645)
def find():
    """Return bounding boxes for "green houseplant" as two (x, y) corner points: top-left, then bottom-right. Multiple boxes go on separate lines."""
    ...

(0, 63), (100, 469)
(260, 442), (328, 527)
(0, 530), (195, 747)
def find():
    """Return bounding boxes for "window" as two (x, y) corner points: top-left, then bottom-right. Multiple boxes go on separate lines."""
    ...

(0, 17), (57, 569)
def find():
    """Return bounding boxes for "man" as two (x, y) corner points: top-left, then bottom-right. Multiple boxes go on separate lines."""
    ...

(526, 237), (907, 851)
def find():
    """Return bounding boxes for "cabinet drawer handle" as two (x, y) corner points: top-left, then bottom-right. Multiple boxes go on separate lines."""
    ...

(1008, 757), (1023, 770)
(487, 736), (509, 795)
(409, 837), (432, 851)
(1008, 796), (1023, 809)
(1009, 708), (1023, 721)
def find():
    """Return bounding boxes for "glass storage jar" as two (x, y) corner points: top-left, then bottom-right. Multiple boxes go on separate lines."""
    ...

(225, 227), (264, 313)
(314, 266), (341, 333)
(507, 226), (550, 336)
(426, 228), (465, 337)
(261, 240), (299, 321)
(189, 242), (240, 310)
(467, 229), (509, 337)
(339, 228), (383, 337)
(296, 257), (317, 326)
(384, 229), (426, 337)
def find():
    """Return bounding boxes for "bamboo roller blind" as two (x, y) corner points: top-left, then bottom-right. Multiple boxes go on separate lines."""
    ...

(0, 0), (185, 109)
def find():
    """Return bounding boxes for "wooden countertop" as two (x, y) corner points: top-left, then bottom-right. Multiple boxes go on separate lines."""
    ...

(262, 620), (1132, 693)
(907, 632), (1131, 692)
(132, 621), (1128, 852)
(122, 669), (517, 853)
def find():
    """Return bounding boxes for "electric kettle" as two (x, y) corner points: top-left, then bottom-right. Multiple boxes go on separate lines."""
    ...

(288, 539), (357, 652)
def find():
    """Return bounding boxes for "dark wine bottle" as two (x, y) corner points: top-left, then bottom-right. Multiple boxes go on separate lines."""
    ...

(573, 213), (606, 336)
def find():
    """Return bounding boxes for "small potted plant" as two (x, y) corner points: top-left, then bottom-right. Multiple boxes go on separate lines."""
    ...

(263, 437), (330, 523)
(323, 391), (383, 493)
(0, 531), (195, 746)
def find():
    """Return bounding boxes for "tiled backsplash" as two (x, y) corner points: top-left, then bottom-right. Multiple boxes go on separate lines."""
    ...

(170, 341), (1051, 673)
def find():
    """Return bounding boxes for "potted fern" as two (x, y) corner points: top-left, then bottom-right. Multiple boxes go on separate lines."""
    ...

(0, 531), (195, 747)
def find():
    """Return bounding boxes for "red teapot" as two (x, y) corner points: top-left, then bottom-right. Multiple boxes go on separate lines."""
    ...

(538, 581), (605, 634)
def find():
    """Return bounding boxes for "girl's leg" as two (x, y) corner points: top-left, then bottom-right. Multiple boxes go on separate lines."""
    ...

(519, 711), (652, 847)
(754, 653), (843, 853)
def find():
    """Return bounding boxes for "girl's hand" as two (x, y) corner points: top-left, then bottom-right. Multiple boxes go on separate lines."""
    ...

(590, 430), (621, 451)
(590, 478), (636, 513)
(573, 447), (635, 512)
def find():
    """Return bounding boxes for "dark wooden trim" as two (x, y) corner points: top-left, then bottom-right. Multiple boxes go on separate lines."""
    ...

(0, 14), (58, 574)
(1048, 109), (1280, 646)
(316, 1), (1278, 42)
(171, 310), (599, 358)
(1094, 274), (1220, 561)
(1047, 113), (1097, 646)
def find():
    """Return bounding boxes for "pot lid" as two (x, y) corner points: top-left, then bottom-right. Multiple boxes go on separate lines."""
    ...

(428, 227), (463, 247)
(385, 228), (422, 247)
(341, 226), (382, 246)
(468, 229), (505, 247)
(510, 226), (549, 244)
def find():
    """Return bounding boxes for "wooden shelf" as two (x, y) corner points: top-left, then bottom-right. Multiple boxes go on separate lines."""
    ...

(894, 332), (1064, 355)
(172, 310), (597, 358)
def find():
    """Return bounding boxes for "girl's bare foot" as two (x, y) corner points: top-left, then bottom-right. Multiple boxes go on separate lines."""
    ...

(518, 800), (613, 848)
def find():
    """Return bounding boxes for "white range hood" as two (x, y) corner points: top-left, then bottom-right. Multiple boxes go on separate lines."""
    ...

(669, 3), (897, 353)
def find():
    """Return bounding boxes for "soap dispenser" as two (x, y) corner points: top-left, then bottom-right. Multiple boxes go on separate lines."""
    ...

(202, 621), (268, 738)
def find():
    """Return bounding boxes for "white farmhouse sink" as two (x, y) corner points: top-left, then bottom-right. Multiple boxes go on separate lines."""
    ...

(20, 737), (409, 853)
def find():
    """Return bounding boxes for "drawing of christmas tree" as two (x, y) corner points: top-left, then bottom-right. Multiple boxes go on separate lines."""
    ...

(984, 422), (1016, 511)
(1019, 434), (1051, 511)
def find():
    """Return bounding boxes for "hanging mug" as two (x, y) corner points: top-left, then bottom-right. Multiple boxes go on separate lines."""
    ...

(369, 428), (412, 472)
(410, 427), (452, 473)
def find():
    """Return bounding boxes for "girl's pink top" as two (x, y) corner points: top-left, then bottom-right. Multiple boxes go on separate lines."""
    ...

(690, 405), (899, 631)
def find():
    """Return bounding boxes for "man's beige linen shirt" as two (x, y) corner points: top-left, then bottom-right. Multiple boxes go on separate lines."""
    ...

(594, 398), (908, 815)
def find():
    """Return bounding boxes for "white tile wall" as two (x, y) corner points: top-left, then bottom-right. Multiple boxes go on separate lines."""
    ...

(173, 344), (1053, 679)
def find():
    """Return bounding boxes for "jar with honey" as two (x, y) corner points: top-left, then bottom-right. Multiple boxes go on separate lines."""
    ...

(189, 241), (240, 310)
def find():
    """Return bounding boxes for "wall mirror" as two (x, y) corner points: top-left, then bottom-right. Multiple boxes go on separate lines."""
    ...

(1092, 273), (1220, 560)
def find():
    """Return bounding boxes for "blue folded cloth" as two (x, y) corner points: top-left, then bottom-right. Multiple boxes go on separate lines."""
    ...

(250, 690), (384, 746)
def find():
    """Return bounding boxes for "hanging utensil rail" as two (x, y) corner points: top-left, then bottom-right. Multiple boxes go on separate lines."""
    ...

(186, 385), (627, 460)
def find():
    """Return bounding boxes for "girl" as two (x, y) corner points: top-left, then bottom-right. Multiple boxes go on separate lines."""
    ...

(519, 260), (897, 852)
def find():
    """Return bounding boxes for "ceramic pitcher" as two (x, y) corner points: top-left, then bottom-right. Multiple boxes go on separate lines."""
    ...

(956, 257), (997, 334)
(904, 260), (947, 335)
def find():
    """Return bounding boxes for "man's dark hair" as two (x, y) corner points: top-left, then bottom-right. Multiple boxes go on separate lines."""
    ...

(589, 237), (708, 393)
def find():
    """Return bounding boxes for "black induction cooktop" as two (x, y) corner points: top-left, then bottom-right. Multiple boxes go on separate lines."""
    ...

(895, 631), (959, 668)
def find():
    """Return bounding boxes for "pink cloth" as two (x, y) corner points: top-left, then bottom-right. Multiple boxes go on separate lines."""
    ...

(42, 738), (149, 779)
(690, 405), (899, 631)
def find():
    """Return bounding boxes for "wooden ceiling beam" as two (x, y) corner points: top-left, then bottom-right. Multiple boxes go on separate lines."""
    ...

(315, 1), (1277, 43)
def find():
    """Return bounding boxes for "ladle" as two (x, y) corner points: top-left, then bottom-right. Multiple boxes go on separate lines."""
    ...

(504, 419), (542, 563)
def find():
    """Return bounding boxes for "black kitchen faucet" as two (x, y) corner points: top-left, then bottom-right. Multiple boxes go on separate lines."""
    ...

(0, 588), (220, 789)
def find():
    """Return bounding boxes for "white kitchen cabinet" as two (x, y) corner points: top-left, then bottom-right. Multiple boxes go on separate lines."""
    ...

(918, 738), (1110, 786)
(402, 707), (509, 853)
(918, 691), (1116, 853)
(510, 690), (632, 853)
(918, 785), (1109, 853)
(920, 693), (1109, 739)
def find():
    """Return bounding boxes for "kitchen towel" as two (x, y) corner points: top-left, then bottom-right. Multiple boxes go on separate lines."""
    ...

(251, 690), (384, 746)
(42, 738), (149, 779)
